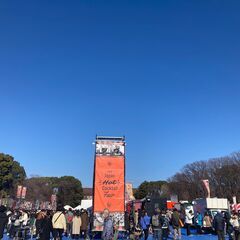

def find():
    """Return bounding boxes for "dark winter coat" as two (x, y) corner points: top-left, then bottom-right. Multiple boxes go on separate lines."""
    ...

(0, 212), (8, 238)
(213, 213), (225, 232)
(172, 211), (180, 229)
(80, 212), (89, 231)
(36, 217), (53, 240)
(124, 212), (130, 231)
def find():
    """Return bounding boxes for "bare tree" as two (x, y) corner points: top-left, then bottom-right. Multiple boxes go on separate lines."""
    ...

(168, 152), (240, 201)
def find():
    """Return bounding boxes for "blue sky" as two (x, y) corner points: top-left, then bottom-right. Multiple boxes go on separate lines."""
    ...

(0, 0), (240, 187)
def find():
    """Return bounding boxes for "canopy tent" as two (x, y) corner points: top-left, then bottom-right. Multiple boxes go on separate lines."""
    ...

(74, 199), (92, 210)
(64, 205), (73, 210)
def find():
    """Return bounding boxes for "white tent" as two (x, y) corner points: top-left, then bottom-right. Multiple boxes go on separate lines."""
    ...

(74, 199), (92, 210)
(64, 205), (73, 210)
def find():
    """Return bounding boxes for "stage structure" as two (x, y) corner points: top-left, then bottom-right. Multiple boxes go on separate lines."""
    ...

(92, 136), (125, 231)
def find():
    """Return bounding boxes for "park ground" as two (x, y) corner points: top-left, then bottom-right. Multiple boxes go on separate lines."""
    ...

(2, 229), (223, 240)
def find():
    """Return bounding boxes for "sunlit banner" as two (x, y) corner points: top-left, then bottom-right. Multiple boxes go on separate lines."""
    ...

(94, 155), (125, 212)
(93, 136), (125, 231)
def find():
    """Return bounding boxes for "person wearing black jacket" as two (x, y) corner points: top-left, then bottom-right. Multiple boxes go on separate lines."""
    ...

(41, 210), (53, 240)
(36, 210), (53, 240)
(0, 205), (8, 240)
(213, 211), (226, 240)
(161, 211), (169, 240)
(224, 212), (234, 240)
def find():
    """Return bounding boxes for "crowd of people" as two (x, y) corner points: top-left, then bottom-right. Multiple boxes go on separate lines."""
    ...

(97, 207), (240, 240)
(1, 204), (240, 240)
(124, 208), (240, 240)
(0, 205), (89, 240)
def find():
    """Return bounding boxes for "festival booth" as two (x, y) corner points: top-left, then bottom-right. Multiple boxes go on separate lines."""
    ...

(64, 200), (93, 211)
(193, 198), (229, 217)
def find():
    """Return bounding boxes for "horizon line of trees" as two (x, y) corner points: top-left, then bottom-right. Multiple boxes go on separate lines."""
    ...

(0, 153), (83, 207)
(168, 152), (240, 202)
(134, 152), (240, 202)
(2, 151), (240, 205)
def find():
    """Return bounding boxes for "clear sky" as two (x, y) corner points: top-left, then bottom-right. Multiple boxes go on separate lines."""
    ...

(1, 0), (240, 187)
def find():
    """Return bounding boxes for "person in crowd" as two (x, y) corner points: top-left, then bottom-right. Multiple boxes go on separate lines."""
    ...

(202, 212), (212, 234)
(19, 209), (29, 226)
(65, 208), (74, 237)
(36, 211), (45, 238)
(19, 210), (29, 238)
(80, 209), (89, 239)
(52, 206), (66, 240)
(124, 211), (130, 237)
(9, 210), (21, 238)
(72, 211), (81, 239)
(6, 209), (12, 218)
(185, 209), (194, 236)
(0, 205), (8, 240)
(179, 210), (185, 238)
(196, 211), (203, 234)
(166, 210), (172, 222)
(171, 208), (181, 240)
(6, 209), (12, 235)
(140, 211), (151, 240)
(151, 208), (162, 240)
(102, 209), (113, 240)
(36, 210), (53, 240)
(213, 211), (226, 240)
(29, 211), (37, 238)
(161, 210), (170, 240)
(113, 221), (119, 240)
(133, 223), (142, 240)
(134, 210), (139, 226)
(230, 212), (240, 240)
(138, 209), (142, 224)
(224, 211), (234, 240)
(129, 217), (135, 237)
(129, 212), (134, 225)
(129, 221), (135, 240)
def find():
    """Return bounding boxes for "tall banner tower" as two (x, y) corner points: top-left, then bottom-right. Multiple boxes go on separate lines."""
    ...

(92, 136), (125, 231)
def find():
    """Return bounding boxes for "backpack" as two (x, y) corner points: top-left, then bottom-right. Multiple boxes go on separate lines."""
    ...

(162, 216), (169, 229)
(152, 215), (159, 227)
(66, 213), (73, 223)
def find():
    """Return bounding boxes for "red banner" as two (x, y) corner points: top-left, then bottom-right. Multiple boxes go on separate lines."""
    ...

(21, 187), (27, 199)
(93, 155), (125, 212)
(17, 185), (22, 198)
(202, 179), (210, 198)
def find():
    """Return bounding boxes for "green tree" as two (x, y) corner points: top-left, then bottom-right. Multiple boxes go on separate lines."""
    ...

(24, 177), (56, 202)
(57, 176), (83, 207)
(0, 153), (26, 197)
(25, 176), (83, 207)
(134, 180), (168, 199)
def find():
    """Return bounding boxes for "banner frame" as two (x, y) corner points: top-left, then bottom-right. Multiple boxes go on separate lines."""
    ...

(92, 135), (126, 231)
